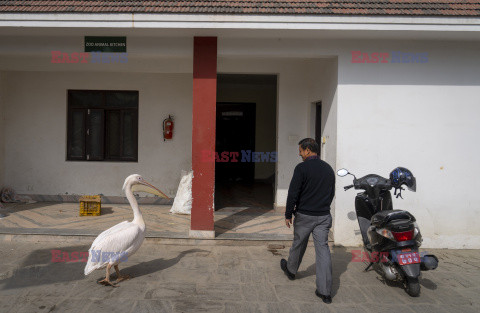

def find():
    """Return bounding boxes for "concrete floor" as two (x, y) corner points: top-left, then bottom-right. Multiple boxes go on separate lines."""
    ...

(0, 202), (297, 240)
(215, 181), (274, 210)
(0, 239), (479, 313)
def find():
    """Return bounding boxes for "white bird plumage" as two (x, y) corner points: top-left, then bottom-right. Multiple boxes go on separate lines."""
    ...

(84, 174), (169, 286)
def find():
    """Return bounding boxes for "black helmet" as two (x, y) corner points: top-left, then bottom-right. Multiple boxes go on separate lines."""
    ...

(390, 167), (416, 192)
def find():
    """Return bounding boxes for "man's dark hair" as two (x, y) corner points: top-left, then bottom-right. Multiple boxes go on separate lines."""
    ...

(298, 138), (320, 154)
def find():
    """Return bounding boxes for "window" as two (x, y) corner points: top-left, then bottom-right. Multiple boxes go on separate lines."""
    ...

(67, 90), (138, 162)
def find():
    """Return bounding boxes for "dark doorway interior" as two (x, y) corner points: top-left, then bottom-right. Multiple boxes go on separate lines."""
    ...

(216, 103), (256, 183)
(315, 101), (322, 155)
(215, 74), (277, 211)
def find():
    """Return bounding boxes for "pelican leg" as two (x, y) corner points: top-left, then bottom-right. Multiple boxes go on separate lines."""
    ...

(114, 265), (132, 283)
(98, 263), (117, 287)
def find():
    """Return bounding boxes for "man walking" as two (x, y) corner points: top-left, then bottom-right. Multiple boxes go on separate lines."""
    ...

(280, 138), (335, 303)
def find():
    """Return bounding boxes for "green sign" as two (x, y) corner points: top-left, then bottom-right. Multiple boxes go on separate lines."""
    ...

(84, 36), (127, 53)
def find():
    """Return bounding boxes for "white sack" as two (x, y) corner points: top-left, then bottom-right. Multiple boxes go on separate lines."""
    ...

(170, 170), (193, 215)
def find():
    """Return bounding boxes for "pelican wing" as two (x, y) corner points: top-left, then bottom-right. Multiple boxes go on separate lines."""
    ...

(84, 221), (143, 275)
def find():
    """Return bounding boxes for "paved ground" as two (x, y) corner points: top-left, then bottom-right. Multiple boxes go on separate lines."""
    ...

(0, 239), (479, 313)
(0, 202), (298, 240)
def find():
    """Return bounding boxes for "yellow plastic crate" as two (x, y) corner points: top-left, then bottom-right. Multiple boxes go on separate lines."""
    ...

(79, 195), (101, 216)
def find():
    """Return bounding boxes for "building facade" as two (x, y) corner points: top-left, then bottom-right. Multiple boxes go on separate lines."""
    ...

(0, 1), (479, 247)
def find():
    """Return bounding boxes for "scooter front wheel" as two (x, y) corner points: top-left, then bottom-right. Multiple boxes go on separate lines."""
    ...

(405, 277), (420, 297)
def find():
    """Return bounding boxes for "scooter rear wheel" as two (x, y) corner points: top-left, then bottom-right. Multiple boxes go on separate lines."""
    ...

(405, 277), (420, 297)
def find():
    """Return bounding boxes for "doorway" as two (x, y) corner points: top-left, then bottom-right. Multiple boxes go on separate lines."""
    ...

(216, 103), (256, 183)
(315, 101), (322, 156)
(215, 74), (277, 211)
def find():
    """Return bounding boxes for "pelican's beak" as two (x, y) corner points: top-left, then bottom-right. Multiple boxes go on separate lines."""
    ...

(132, 180), (170, 199)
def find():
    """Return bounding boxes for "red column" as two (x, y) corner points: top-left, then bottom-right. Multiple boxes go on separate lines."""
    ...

(190, 37), (217, 238)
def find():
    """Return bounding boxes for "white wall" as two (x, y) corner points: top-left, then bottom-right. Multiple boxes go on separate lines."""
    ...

(334, 40), (480, 248)
(2, 71), (192, 197)
(305, 58), (338, 222)
(0, 36), (193, 73)
(306, 58), (338, 170)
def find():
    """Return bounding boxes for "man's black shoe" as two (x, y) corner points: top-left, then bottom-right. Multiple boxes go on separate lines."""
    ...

(280, 259), (295, 280)
(315, 290), (332, 304)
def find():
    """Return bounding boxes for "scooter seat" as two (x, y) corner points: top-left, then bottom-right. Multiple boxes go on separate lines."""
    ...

(371, 210), (416, 228)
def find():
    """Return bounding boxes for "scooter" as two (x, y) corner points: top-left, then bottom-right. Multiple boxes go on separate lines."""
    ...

(337, 167), (438, 297)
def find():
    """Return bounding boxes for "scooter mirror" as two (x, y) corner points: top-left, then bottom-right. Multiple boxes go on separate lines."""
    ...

(337, 168), (349, 177)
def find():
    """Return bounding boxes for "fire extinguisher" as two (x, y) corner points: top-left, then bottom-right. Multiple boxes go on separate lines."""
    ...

(163, 115), (174, 141)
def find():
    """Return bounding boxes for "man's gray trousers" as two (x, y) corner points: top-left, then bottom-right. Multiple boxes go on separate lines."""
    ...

(287, 212), (332, 296)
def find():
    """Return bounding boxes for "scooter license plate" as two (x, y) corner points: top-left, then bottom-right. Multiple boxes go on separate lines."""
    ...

(397, 252), (421, 265)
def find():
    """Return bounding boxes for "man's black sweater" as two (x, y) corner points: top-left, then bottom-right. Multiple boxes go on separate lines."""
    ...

(285, 156), (335, 219)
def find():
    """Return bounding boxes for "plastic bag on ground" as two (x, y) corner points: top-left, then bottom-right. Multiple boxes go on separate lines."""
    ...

(0, 187), (36, 204)
(170, 170), (193, 215)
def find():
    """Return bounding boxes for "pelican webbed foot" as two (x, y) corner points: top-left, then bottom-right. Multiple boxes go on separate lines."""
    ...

(97, 263), (118, 287)
(97, 277), (118, 287)
(114, 265), (132, 283)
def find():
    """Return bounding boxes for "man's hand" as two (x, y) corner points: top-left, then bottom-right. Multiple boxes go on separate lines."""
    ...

(285, 218), (293, 228)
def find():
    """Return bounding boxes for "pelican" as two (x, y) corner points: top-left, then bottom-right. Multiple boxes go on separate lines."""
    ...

(84, 174), (169, 286)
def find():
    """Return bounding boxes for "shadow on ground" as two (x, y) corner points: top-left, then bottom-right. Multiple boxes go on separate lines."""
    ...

(99, 207), (114, 215)
(110, 249), (209, 280)
(293, 245), (350, 297)
(0, 202), (58, 215)
(215, 181), (274, 210)
(215, 207), (270, 236)
(0, 244), (208, 290)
